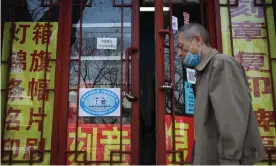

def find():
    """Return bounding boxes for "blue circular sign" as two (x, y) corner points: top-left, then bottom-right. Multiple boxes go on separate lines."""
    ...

(80, 89), (120, 116)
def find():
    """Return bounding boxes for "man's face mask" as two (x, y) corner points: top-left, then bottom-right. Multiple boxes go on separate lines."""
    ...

(183, 39), (201, 68)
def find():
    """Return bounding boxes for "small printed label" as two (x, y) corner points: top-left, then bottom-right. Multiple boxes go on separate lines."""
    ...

(172, 16), (178, 31)
(186, 68), (196, 84)
(97, 38), (117, 50)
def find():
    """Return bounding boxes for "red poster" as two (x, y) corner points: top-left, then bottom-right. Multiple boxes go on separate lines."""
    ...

(165, 115), (194, 164)
(67, 123), (131, 165)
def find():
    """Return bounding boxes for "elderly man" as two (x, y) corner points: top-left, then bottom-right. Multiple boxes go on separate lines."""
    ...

(177, 23), (265, 165)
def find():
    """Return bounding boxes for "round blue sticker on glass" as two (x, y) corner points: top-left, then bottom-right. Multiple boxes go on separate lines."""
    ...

(80, 89), (120, 116)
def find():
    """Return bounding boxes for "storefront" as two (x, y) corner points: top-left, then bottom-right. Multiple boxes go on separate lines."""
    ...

(1, 0), (276, 165)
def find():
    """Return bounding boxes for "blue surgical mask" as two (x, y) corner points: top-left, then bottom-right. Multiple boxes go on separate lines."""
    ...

(183, 52), (200, 68)
(183, 39), (201, 68)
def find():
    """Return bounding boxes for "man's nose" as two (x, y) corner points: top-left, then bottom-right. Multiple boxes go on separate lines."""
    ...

(178, 50), (186, 58)
(178, 50), (183, 57)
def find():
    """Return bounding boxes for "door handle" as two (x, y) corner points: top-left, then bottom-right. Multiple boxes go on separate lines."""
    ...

(160, 85), (172, 89)
(158, 29), (175, 90)
(125, 47), (138, 102)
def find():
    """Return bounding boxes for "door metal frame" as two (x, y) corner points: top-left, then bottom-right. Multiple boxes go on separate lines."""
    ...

(130, 0), (140, 164)
(51, 0), (140, 165)
(214, 0), (223, 52)
(50, 0), (72, 164)
(154, 0), (220, 164)
(154, 0), (167, 164)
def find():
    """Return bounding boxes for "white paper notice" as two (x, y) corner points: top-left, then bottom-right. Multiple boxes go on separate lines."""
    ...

(97, 38), (117, 50)
(172, 16), (178, 31)
(186, 68), (196, 84)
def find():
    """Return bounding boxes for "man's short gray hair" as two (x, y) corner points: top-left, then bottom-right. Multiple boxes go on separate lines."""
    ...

(179, 23), (211, 46)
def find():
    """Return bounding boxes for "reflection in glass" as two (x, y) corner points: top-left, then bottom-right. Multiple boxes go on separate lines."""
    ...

(68, 0), (132, 125)
(164, 2), (203, 116)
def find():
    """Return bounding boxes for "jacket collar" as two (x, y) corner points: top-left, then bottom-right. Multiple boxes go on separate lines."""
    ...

(195, 49), (218, 71)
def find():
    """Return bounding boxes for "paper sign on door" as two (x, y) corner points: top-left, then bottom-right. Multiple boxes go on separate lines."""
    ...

(186, 68), (196, 84)
(97, 38), (117, 50)
(172, 16), (178, 31)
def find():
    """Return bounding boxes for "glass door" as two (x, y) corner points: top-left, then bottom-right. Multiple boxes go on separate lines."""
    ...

(154, 0), (218, 164)
(54, 0), (140, 165)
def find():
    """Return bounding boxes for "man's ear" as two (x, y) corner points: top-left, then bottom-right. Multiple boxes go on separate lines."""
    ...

(194, 35), (202, 47)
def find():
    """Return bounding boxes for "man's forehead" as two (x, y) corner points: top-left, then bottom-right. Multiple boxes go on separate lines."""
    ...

(178, 32), (191, 43)
(177, 38), (191, 47)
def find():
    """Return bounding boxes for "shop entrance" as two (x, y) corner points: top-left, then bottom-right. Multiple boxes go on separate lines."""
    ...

(1, 0), (219, 165)
(139, 0), (218, 164)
